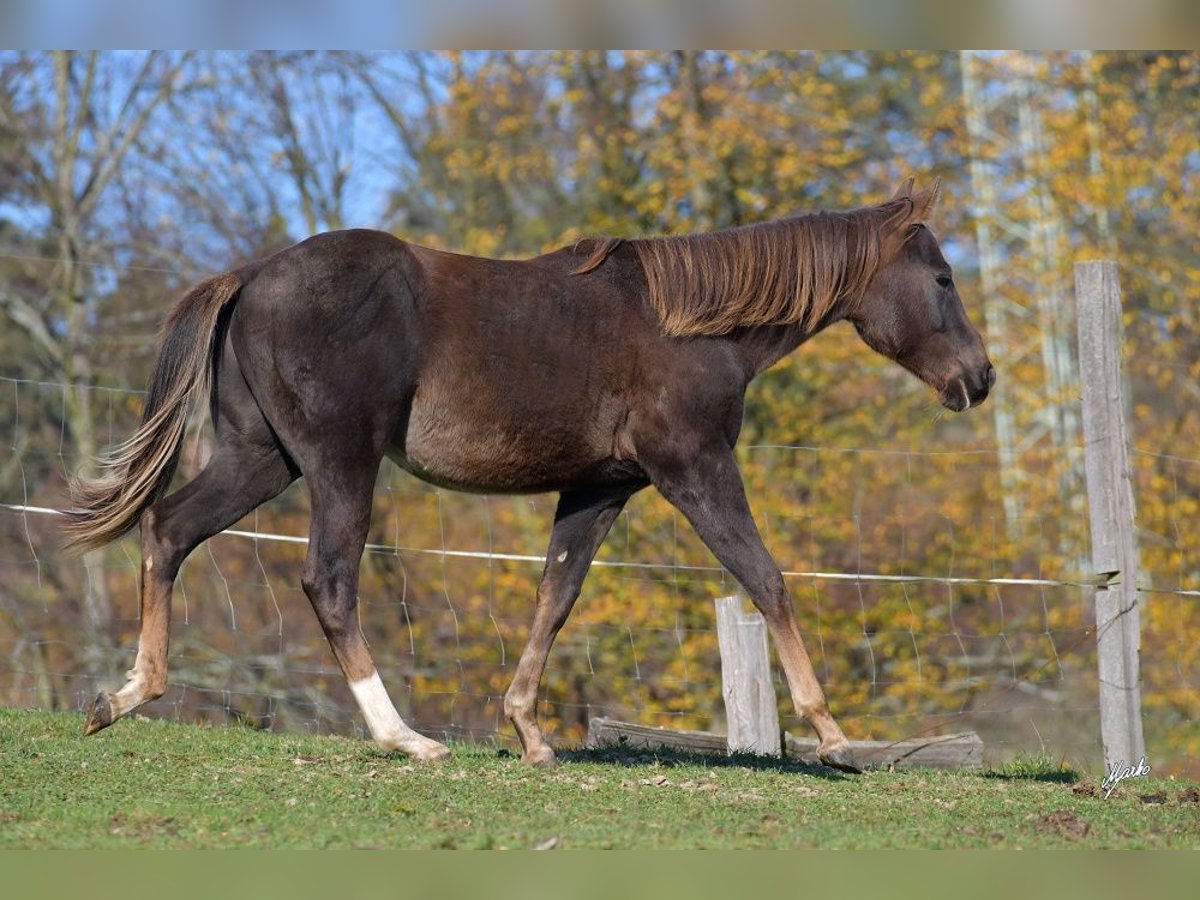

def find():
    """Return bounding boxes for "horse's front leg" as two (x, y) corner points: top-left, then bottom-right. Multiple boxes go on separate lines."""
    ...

(504, 486), (635, 766)
(641, 441), (862, 774)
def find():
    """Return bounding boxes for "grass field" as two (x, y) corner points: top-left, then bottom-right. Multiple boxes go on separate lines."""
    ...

(2, 709), (1198, 849)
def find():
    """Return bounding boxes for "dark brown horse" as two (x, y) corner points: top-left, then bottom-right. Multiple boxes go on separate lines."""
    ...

(65, 179), (993, 774)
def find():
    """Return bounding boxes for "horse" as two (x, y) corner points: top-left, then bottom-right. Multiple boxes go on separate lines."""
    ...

(65, 178), (994, 774)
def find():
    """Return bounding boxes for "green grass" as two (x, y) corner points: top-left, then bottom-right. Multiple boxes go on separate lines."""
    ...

(986, 751), (1080, 783)
(2, 709), (1198, 849)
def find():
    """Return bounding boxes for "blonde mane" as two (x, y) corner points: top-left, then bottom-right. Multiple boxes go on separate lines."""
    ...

(575, 186), (935, 337)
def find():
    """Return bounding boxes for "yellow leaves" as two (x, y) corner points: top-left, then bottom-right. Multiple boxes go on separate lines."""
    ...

(911, 53), (942, 72)
(494, 114), (523, 138)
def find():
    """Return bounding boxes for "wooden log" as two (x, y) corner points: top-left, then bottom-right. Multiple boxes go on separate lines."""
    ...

(714, 596), (781, 756)
(784, 731), (983, 771)
(585, 717), (728, 755)
(586, 717), (984, 771)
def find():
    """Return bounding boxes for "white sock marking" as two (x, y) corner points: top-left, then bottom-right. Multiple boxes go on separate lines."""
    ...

(349, 671), (428, 750)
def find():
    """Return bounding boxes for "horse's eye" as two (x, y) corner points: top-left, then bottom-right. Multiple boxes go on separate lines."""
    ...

(936, 273), (953, 289)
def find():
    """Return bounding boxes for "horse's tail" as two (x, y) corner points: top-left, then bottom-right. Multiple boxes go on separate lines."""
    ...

(62, 272), (244, 553)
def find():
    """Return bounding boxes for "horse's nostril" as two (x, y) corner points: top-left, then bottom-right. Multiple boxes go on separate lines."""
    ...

(985, 365), (997, 389)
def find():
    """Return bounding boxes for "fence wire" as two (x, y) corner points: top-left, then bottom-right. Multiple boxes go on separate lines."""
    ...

(1, 367), (1197, 773)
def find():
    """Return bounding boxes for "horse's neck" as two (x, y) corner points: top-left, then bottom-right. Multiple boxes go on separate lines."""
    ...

(731, 304), (849, 378)
(728, 324), (805, 376)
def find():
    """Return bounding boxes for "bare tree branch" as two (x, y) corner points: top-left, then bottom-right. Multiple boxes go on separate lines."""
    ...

(0, 287), (64, 369)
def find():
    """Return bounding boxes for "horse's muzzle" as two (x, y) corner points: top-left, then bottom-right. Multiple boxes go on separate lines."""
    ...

(941, 364), (996, 412)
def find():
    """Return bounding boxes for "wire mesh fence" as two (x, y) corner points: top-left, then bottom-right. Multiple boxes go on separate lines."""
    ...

(9, 370), (1195, 774)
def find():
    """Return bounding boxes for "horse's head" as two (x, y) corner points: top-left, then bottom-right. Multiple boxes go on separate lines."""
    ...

(849, 179), (995, 412)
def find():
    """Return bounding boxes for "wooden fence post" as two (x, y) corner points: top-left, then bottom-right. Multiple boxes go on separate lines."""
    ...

(1075, 260), (1146, 770)
(714, 596), (781, 756)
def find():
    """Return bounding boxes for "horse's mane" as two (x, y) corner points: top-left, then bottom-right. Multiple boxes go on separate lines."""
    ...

(573, 186), (935, 337)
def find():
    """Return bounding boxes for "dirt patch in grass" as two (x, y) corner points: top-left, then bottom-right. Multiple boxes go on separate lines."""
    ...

(1035, 809), (1091, 840)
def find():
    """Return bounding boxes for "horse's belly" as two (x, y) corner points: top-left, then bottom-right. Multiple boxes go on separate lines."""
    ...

(393, 407), (616, 494)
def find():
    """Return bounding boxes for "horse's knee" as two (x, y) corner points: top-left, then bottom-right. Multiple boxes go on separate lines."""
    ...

(300, 555), (341, 605)
(299, 560), (322, 601)
(751, 571), (791, 619)
(304, 586), (356, 641)
(302, 560), (363, 660)
(503, 684), (531, 721)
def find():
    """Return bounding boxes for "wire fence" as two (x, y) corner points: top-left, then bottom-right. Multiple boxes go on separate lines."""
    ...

(1, 365), (1197, 774)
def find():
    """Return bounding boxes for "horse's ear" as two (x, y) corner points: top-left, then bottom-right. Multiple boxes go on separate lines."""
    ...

(910, 177), (941, 221)
(881, 177), (937, 256)
(891, 177), (916, 201)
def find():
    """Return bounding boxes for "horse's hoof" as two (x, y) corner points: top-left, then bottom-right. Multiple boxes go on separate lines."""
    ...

(521, 747), (558, 768)
(84, 693), (113, 736)
(411, 742), (451, 764)
(818, 746), (863, 774)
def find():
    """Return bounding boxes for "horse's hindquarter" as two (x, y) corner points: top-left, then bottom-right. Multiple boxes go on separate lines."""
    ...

(230, 230), (427, 455)
(395, 249), (649, 493)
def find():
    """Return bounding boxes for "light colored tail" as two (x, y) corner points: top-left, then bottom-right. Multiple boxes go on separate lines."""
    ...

(62, 272), (243, 552)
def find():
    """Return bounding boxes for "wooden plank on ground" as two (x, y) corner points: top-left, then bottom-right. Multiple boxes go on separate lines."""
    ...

(587, 717), (983, 771)
(585, 717), (728, 755)
(785, 731), (983, 770)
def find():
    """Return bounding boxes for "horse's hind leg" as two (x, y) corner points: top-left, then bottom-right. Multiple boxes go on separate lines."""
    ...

(84, 410), (297, 734)
(301, 463), (449, 762)
(504, 487), (634, 766)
